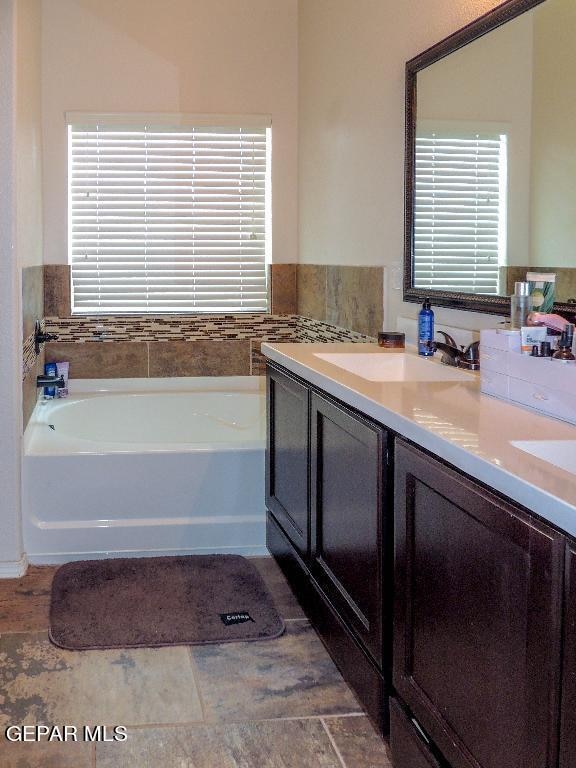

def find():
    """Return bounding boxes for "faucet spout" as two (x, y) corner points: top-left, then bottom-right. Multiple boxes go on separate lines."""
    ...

(36, 374), (65, 389)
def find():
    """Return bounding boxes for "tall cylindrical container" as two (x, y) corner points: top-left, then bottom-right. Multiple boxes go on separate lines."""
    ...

(510, 281), (532, 329)
(418, 298), (434, 356)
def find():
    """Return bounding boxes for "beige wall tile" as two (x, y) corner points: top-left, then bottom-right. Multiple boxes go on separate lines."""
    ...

(149, 340), (250, 377)
(45, 342), (148, 378)
(44, 264), (71, 317)
(270, 263), (298, 314)
(22, 265), (44, 339)
(297, 264), (327, 322)
(326, 265), (383, 337)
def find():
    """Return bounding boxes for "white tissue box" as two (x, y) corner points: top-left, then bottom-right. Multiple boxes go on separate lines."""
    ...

(480, 329), (576, 426)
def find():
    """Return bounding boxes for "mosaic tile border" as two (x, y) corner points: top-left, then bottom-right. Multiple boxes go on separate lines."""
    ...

(23, 314), (374, 381)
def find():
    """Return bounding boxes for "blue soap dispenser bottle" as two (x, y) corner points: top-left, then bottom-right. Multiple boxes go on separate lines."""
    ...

(418, 298), (434, 356)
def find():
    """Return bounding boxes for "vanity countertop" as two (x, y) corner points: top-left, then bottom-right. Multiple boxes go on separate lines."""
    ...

(262, 342), (576, 538)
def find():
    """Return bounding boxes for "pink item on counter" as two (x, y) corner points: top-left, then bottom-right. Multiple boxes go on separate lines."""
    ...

(527, 312), (571, 333)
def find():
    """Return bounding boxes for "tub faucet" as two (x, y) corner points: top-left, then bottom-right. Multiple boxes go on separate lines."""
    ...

(36, 374), (65, 389)
(34, 320), (58, 354)
(427, 331), (480, 370)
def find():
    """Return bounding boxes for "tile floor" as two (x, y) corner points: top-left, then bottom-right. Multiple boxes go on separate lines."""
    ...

(0, 557), (392, 767)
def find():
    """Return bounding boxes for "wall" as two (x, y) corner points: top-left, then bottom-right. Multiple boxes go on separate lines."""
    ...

(298, 0), (507, 333)
(530, 0), (576, 268)
(0, 0), (43, 574)
(18, 0), (45, 429)
(40, 0), (298, 266)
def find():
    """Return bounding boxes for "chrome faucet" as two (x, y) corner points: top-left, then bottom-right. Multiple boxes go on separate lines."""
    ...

(427, 331), (480, 370)
(36, 374), (65, 389)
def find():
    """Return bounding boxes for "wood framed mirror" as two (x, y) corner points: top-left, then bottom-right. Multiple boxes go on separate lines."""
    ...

(404, 0), (576, 315)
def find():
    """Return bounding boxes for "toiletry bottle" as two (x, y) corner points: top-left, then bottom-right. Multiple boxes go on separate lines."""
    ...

(418, 298), (434, 356)
(43, 362), (57, 398)
(510, 281), (532, 329)
(552, 330), (575, 363)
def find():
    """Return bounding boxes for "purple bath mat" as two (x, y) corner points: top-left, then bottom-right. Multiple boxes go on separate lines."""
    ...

(49, 554), (285, 650)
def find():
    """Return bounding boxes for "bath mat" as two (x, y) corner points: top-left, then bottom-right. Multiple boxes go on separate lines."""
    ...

(49, 555), (285, 650)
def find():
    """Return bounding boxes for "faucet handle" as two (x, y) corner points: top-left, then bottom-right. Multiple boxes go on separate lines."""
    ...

(436, 330), (458, 348)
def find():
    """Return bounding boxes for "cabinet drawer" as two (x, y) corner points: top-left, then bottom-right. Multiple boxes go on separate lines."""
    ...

(390, 698), (442, 768)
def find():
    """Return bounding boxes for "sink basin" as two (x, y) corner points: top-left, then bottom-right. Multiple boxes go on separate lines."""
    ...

(511, 440), (576, 476)
(313, 352), (475, 383)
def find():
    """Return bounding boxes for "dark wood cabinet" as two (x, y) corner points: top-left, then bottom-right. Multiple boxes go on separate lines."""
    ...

(266, 361), (575, 760)
(393, 439), (564, 768)
(265, 363), (390, 733)
(310, 392), (387, 667)
(560, 541), (576, 768)
(266, 365), (310, 559)
(389, 698), (442, 768)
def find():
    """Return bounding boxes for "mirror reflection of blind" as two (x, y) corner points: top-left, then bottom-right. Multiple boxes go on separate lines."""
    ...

(69, 122), (269, 314)
(414, 133), (507, 295)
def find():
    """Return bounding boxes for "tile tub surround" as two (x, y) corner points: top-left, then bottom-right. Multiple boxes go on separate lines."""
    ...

(297, 264), (385, 337)
(43, 263), (298, 318)
(21, 261), (378, 394)
(39, 315), (373, 379)
(0, 560), (392, 768)
(22, 266), (45, 429)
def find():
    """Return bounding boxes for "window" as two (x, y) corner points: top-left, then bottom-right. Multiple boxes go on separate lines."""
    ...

(68, 115), (271, 314)
(413, 131), (507, 295)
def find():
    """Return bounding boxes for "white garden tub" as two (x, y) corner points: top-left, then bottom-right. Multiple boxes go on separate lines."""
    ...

(23, 377), (266, 563)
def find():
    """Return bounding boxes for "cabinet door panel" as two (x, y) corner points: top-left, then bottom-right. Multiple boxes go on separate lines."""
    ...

(560, 541), (576, 768)
(310, 392), (386, 666)
(394, 440), (563, 768)
(266, 365), (309, 558)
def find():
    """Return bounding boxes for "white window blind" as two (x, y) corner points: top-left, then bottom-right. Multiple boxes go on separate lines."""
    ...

(414, 132), (507, 295)
(68, 119), (270, 313)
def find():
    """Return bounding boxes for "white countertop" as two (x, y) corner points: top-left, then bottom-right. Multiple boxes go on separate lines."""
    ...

(262, 342), (576, 538)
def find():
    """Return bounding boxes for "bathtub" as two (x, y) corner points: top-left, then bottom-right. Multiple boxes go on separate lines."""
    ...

(23, 377), (266, 564)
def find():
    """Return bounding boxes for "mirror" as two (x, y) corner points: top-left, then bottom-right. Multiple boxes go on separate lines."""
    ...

(404, 0), (576, 315)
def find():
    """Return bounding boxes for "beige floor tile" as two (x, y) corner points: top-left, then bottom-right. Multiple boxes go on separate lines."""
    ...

(0, 740), (93, 768)
(96, 719), (343, 768)
(325, 715), (392, 767)
(191, 621), (362, 722)
(0, 566), (57, 633)
(250, 556), (306, 620)
(0, 632), (202, 729)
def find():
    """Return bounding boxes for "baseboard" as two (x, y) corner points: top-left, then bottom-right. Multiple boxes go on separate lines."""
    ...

(27, 544), (268, 566)
(0, 553), (28, 578)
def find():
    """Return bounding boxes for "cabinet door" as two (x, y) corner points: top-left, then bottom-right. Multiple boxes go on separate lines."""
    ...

(394, 439), (564, 768)
(310, 392), (387, 667)
(266, 364), (310, 559)
(560, 541), (576, 768)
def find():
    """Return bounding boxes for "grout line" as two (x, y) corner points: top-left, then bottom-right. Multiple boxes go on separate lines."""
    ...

(187, 646), (209, 723)
(117, 712), (365, 731)
(321, 717), (347, 768)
